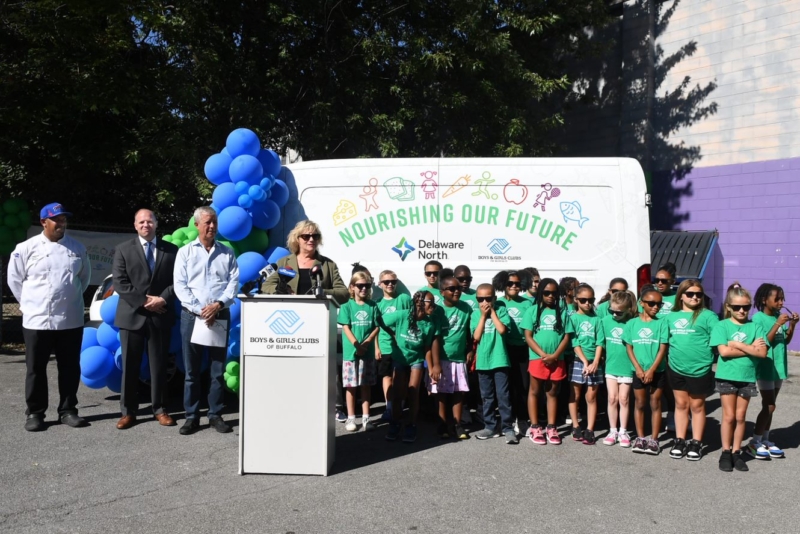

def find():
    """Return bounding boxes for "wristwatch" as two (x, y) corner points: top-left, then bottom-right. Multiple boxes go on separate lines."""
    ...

(215, 300), (224, 308)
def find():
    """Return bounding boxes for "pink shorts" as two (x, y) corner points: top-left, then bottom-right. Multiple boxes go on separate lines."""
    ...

(529, 359), (567, 382)
(426, 360), (470, 394)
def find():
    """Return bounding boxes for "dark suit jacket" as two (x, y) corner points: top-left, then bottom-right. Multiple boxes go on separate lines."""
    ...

(112, 237), (179, 331)
(260, 253), (349, 305)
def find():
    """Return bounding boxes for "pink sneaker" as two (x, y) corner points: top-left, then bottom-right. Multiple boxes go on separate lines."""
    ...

(603, 430), (618, 446)
(546, 425), (562, 445)
(618, 430), (632, 448)
(529, 425), (547, 445)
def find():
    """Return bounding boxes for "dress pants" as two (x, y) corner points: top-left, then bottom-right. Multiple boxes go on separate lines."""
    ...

(23, 327), (83, 417)
(119, 317), (170, 416)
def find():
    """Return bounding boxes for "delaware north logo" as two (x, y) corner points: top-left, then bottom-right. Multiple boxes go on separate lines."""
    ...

(392, 237), (415, 261)
(487, 238), (511, 255)
(731, 332), (748, 342)
(266, 310), (304, 335)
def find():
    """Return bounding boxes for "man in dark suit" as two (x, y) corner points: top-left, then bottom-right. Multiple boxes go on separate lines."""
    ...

(113, 209), (179, 429)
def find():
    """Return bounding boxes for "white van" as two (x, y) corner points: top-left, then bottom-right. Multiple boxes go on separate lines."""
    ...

(275, 158), (652, 297)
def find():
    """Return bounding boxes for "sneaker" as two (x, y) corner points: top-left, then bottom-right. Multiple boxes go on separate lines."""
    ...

(665, 412), (675, 432)
(475, 428), (500, 440)
(529, 425), (547, 445)
(618, 431), (632, 448)
(571, 426), (583, 441)
(402, 424), (418, 443)
(686, 439), (703, 461)
(461, 410), (473, 425)
(437, 422), (450, 439)
(208, 416), (232, 434)
(513, 420), (520, 436)
(631, 437), (646, 453)
(603, 430), (618, 446)
(546, 425), (562, 445)
(504, 430), (519, 444)
(381, 408), (393, 422)
(335, 409), (348, 423)
(733, 451), (749, 472)
(645, 438), (660, 455)
(582, 428), (596, 445)
(719, 450), (733, 472)
(454, 424), (469, 440)
(24, 414), (45, 432)
(670, 438), (687, 459)
(385, 421), (401, 441)
(745, 441), (771, 460)
(345, 418), (357, 432)
(763, 440), (785, 459)
(362, 416), (376, 432)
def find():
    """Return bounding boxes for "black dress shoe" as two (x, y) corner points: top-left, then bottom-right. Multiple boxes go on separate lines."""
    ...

(209, 416), (232, 434)
(179, 419), (199, 435)
(60, 413), (87, 428)
(25, 414), (45, 432)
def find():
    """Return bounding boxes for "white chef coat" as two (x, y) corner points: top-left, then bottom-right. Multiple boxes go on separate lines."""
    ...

(8, 232), (91, 330)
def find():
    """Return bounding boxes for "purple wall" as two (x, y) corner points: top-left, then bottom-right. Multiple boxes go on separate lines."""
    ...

(668, 157), (800, 350)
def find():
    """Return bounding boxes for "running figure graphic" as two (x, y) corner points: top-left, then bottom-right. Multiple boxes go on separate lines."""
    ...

(472, 171), (498, 200)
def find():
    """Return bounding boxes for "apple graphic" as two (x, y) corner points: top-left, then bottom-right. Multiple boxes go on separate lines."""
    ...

(503, 179), (528, 205)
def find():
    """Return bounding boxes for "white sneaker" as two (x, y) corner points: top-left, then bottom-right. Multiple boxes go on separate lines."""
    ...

(345, 418), (357, 432)
(603, 430), (618, 446)
(763, 440), (785, 458)
(362, 416), (376, 432)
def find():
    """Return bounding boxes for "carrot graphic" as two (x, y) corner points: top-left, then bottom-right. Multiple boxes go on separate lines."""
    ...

(442, 175), (471, 198)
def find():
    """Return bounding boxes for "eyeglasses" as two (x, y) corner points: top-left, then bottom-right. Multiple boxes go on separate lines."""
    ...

(684, 291), (704, 299)
(354, 283), (370, 290)
(476, 296), (493, 303)
(576, 297), (595, 304)
(641, 300), (664, 307)
(609, 310), (624, 317)
(542, 290), (556, 297)
(425, 271), (440, 277)
(456, 276), (472, 283)
(506, 281), (521, 288)
(653, 278), (672, 284)
(299, 233), (320, 241)
(380, 280), (397, 286)
(728, 304), (752, 312)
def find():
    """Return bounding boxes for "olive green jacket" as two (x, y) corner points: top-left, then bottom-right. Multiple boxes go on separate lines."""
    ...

(260, 253), (349, 305)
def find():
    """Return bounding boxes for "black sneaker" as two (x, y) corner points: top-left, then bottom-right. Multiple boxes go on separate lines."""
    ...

(572, 426), (583, 441)
(25, 414), (45, 432)
(179, 419), (200, 435)
(209, 416), (232, 433)
(454, 424), (469, 440)
(719, 450), (733, 472)
(670, 438), (688, 459)
(582, 428), (596, 445)
(733, 451), (749, 472)
(686, 439), (703, 461)
(60, 413), (87, 428)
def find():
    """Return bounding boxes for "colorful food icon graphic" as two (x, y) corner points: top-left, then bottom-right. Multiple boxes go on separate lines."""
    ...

(503, 179), (528, 205)
(442, 175), (470, 198)
(384, 177), (416, 201)
(560, 200), (589, 228)
(333, 199), (358, 225)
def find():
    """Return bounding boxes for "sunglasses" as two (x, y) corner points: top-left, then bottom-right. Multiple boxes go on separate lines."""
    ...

(542, 290), (556, 297)
(456, 276), (473, 283)
(299, 233), (321, 241)
(380, 279), (397, 286)
(425, 271), (440, 277)
(476, 296), (494, 303)
(653, 278), (672, 284)
(506, 281), (521, 288)
(780, 306), (794, 315)
(442, 285), (460, 293)
(684, 291), (704, 299)
(642, 300), (664, 307)
(609, 309), (624, 317)
(608, 289), (621, 294)
(354, 283), (370, 290)
(576, 297), (595, 304)
(728, 304), (752, 312)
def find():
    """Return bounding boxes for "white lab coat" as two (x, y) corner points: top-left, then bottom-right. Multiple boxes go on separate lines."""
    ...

(8, 232), (91, 330)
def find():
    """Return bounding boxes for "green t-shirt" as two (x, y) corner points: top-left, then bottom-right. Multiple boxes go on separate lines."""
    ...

(623, 316), (668, 373)
(566, 313), (606, 362)
(498, 296), (533, 346)
(667, 309), (719, 377)
(382, 310), (435, 366)
(603, 316), (634, 377)
(521, 305), (568, 360)
(417, 286), (442, 305)
(638, 293), (677, 318)
(460, 288), (478, 312)
(337, 299), (379, 361)
(439, 301), (472, 362)
(596, 300), (610, 319)
(376, 294), (412, 357)
(470, 304), (511, 370)
(752, 311), (789, 380)
(710, 319), (766, 383)
(523, 292), (536, 302)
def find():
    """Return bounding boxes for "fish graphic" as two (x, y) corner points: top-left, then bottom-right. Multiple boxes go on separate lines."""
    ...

(560, 201), (589, 228)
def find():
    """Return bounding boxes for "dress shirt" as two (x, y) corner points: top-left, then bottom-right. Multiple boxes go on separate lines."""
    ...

(173, 238), (239, 315)
(8, 232), (91, 330)
(138, 235), (157, 261)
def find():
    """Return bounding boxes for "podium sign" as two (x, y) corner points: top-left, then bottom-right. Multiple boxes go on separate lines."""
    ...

(238, 295), (338, 476)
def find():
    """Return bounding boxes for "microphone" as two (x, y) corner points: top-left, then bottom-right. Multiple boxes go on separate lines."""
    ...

(247, 263), (276, 295)
(275, 266), (296, 295)
(310, 264), (325, 298)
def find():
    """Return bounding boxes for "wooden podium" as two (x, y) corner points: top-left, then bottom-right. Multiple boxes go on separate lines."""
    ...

(237, 294), (339, 476)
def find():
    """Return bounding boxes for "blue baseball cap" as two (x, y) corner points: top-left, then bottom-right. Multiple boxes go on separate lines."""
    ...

(39, 203), (72, 219)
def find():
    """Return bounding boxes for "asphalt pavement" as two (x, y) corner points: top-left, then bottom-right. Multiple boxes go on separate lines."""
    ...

(2, 352), (800, 534)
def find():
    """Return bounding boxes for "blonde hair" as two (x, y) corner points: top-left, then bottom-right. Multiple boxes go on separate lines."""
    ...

(378, 269), (397, 281)
(349, 271), (373, 300)
(610, 290), (637, 321)
(723, 286), (752, 319)
(286, 220), (323, 255)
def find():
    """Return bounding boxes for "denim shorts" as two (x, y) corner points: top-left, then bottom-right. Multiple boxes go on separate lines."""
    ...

(715, 380), (758, 398)
(393, 360), (424, 372)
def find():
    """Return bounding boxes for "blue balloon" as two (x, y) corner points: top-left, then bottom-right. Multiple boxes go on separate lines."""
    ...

(257, 149), (282, 178)
(260, 176), (275, 190)
(226, 128), (261, 158)
(114, 347), (123, 370)
(269, 179), (290, 207)
(250, 199), (281, 231)
(228, 340), (240, 359)
(209, 203), (219, 213)
(218, 206), (252, 241)
(81, 327), (98, 351)
(230, 298), (242, 324)
(97, 322), (121, 353)
(82, 374), (107, 390)
(234, 180), (250, 195)
(204, 153), (233, 185)
(229, 323), (241, 343)
(212, 181), (239, 210)
(265, 246), (291, 264)
(229, 155), (263, 186)
(221, 147), (230, 156)
(237, 194), (253, 209)
(80, 346), (114, 381)
(105, 366), (123, 393)
(99, 294), (119, 325)
(237, 251), (268, 284)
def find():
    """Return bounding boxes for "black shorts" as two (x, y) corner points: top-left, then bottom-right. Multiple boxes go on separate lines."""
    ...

(632, 371), (667, 391)
(667, 366), (714, 397)
(507, 344), (529, 365)
(715, 380), (758, 398)
(377, 356), (393, 378)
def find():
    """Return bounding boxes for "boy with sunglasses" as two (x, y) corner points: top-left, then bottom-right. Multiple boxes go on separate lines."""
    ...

(375, 270), (412, 421)
(419, 261), (443, 305)
(454, 265), (477, 311)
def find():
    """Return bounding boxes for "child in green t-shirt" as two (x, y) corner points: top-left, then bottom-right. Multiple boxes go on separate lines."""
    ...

(600, 288), (636, 449)
(471, 284), (515, 444)
(595, 277), (629, 319)
(374, 269), (412, 423)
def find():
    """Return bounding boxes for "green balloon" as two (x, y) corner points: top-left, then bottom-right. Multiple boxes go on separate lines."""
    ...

(218, 239), (241, 256)
(17, 210), (31, 228)
(181, 239), (191, 248)
(226, 375), (240, 392)
(223, 371), (231, 382)
(13, 227), (26, 243)
(185, 228), (199, 240)
(4, 214), (19, 228)
(162, 234), (173, 243)
(2, 199), (19, 214)
(188, 216), (195, 228)
(234, 229), (269, 255)
(225, 361), (240, 376)
(172, 228), (187, 241)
